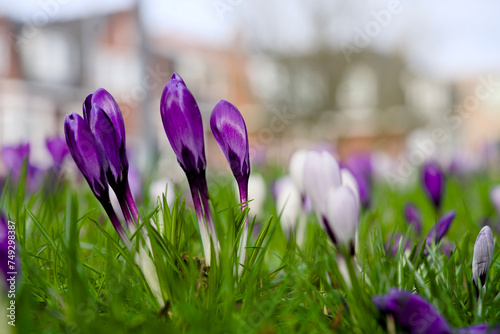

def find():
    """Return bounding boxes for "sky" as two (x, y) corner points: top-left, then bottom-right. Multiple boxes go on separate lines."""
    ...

(2, 0), (500, 80)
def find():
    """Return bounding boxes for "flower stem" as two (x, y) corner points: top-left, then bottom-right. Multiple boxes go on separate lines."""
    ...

(101, 199), (132, 250)
(188, 177), (213, 264)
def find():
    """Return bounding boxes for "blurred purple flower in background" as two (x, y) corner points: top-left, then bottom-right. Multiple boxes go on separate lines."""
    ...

(160, 72), (219, 263)
(1, 143), (30, 177)
(342, 153), (372, 209)
(425, 210), (456, 254)
(373, 289), (452, 334)
(374, 289), (500, 334)
(46, 136), (69, 171)
(422, 161), (445, 210)
(404, 202), (422, 234)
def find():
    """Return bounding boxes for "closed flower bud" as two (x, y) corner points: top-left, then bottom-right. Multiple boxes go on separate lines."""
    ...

(89, 105), (128, 189)
(341, 168), (360, 208)
(210, 99), (250, 195)
(64, 113), (108, 202)
(425, 210), (456, 254)
(325, 185), (359, 247)
(160, 73), (206, 177)
(160, 73), (218, 263)
(472, 226), (494, 288)
(422, 161), (445, 210)
(303, 151), (342, 220)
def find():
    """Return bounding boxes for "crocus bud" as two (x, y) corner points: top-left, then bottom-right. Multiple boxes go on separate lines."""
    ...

(403, 202), (422, 234)
(325, 185), (359, 248)
(84, 89), (129, 189)
(422, 161), (444, 210)
(373, 289), (452, 334)
(472, 226), (494, 288)
(489, 185), (500, 215)
(64, 113), (109, 202)
(210, 99), (250, 199)
(89, 105), (128, 189)
(64, 113), (130, 247)
(160, 73), (218, 263)
(341, 168), (360, 208)
(289, 150), (308, 197)
(425, 210), (456, 254)
(83, 88), (126, 149)
(210, 99), (250, 268)
(303, 151), (342, 221)
(46, 136), (69, 170)
(160, 73), (206, 177)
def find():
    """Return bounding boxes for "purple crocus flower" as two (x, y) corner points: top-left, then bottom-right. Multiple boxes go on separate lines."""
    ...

(64, 113), (130, 248)
(422, 161), (445, 210)
(46, 136), (69, 170)
(83, 89), (140, 230)
(425, 210), (456, 254)
(210, 99), (250, 199)
(373, 289), (452, 334)
(1, 143), (30, 177)
(160, 73), (218, 263)
(210, 100), (250, 265)
(404, 202), (422, 234)
(472, 226), (494, 288)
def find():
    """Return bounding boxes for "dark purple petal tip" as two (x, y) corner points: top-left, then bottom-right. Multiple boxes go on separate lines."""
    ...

(210, 99), (250, 184)
(373, 289), (452, 334)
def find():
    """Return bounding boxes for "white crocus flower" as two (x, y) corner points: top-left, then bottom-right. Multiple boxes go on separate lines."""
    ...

(303, 151), (342, 221)
(326, 185), (359, 247)
(472, 226), (494, 288)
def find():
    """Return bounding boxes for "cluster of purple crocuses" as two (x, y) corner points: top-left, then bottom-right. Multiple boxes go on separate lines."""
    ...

(64, 89), (141, 248)
(64, 73), (251, 266)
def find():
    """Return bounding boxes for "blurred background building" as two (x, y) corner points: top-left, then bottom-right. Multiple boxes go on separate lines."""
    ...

(1, 0), (500, 178)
